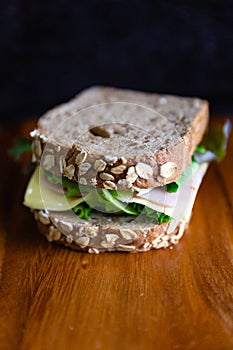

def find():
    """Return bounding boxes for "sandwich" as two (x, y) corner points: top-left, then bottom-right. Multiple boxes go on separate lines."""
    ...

(23, 86), (231, 253)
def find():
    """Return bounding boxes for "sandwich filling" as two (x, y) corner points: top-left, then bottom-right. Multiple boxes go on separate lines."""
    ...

(24, 160), (207, 232)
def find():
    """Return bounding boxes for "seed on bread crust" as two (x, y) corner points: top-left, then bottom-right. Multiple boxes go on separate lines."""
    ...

(30, 129), (39, 138)
(155, 241), (169, 249)
(94, 159), (107, 172)
(90, 177), (98, 186)
(47, 226), (61, 241)
(34, 138), (42, 158)
(120, 229), (138, 240)
(99, 172), (115, 181)
(75, 150), (87, 165)
(79, 226), (97, 238)
(105, 234), (119, 243)
(117, 244), (136, 251)
(66, 235), (73, 244)
(75, 236), (90, 247)
(31, 133), (42, 161)
(104, 155), (118, 165)
(135, 162), (153, 180)
(103, 181), (117, 190)
(47, 148), (54, 154)
(38, 210), (50, 225)
(79, 177), (87, 185)
(143, 242), (151, 249)
(117, 179), (133, 189)
(110, 165), (126, 174)
(88, 247), (100, 254)
(59, 156), (66, 173)
(64, 164), (75, 179)
(152, 233), (165, 246)
(126, 166), (138, 183)
(42, 154), (55, 170)
(101, 240), (115, 248)
(54, 144), (61, 152)
(120, 157), (127, 165)
(59, 221), (73, 233)
(78, 162), (91, 175)
(160, 161), (177, 178)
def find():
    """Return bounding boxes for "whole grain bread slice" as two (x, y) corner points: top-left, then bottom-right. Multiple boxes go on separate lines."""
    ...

(31, 86), (209, 190)
(34, 209), (190, 253)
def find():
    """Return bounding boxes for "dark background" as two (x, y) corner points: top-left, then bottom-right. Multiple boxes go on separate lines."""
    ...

(1, 0), (233, 123)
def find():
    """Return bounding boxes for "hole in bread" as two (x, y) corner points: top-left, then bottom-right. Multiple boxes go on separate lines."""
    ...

(89, 126), (110, 138)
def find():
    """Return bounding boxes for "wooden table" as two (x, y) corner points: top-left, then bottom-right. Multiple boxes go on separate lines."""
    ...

(0, 118), (233, 350)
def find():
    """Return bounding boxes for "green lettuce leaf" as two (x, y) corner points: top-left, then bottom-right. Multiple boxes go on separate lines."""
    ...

(165, 160), (199, 193)
(102, 189), (138, 215)
(156, 212), (171, 224)
(195, 144), (206, 154)
(63, 178), (81, 197)
(193, 119), (231, 163)
(203, 119), (231, 161)
(166, 182), (179, 193)
(143, 206), (171, 223)
(44, 170), (81, 197)
(73, 203), (93, 219)
(71, 189), (172, 224)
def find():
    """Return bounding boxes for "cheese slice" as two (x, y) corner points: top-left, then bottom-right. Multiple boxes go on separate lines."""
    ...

(23, 167), (85, 211)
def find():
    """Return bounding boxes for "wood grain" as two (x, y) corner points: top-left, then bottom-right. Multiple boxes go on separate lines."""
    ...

(0, 117), (233, 350)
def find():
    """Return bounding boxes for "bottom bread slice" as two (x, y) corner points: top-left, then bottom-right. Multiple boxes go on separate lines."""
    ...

(33, 209), (191, 253)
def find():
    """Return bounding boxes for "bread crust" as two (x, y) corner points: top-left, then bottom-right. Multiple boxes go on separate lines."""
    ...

(33, 209), (190, 253)
(31, 87), (209, 190)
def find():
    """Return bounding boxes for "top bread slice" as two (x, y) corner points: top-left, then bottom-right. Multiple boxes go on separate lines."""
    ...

(31, 86), (209, 190)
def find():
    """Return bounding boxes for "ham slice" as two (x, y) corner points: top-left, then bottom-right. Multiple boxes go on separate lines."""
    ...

(130, 163), (208, 231)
